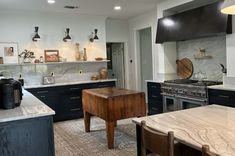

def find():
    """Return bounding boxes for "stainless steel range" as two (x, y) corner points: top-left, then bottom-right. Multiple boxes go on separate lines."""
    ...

(161, 79), (222, 112)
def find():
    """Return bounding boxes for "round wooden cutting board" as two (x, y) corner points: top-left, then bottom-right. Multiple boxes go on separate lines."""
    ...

(176, 58), (194, 79)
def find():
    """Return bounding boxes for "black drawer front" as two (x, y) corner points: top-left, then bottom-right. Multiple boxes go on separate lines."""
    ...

(209, 89), (235, 107)
(147, 82), (161, 92)
(148, 93), (162, 101)
(148, 101), (163, 115)
(61, 95), (82, 108)
(27, 88), (55, 96)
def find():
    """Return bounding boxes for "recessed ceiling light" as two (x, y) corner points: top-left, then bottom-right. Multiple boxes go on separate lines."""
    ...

(114, 5), (122, 11)
(48, 0), (55, 4)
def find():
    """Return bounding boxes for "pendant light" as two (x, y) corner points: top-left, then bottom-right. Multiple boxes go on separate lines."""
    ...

(32, 26), (40, 42)
(221, 0), (235, 14)
(63, 28), (71, 42)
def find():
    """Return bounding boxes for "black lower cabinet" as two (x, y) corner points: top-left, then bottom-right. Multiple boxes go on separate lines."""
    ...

(147, 82), (163, 115)
(208, 88), (235, 107)
(26, 81), (115, 121)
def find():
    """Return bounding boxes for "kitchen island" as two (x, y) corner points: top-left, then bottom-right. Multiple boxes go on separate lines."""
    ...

(0, 90), (55, 156)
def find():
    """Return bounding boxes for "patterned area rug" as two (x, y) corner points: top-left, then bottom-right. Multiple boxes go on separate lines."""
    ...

(54, 117), (137, 156)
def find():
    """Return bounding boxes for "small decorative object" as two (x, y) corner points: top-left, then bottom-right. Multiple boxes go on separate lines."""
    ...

(95, 57), (103, 61)
(0, 57), (3, 64)
(0, 42), (19, 64)
(89, 29), (99, 42)
(194, 48), (212, 59)
(75, 43), (81, 61)
(39, 56), (44, 63)
(18, 49), (35, 63)
(91, 74), (99, 80)
(99, 67), (108, 79)
(34, 59), (40, 63)
(32, 26), (41, 42)
(83, 48), (87, 61)
(44, 50), (59, 62)
(63, 28), (71, 42)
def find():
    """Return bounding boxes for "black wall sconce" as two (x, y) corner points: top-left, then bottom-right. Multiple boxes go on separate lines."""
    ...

(89, 29), (99, 42)
(63, 28), (71, 42)
(32, 26), (41, 42)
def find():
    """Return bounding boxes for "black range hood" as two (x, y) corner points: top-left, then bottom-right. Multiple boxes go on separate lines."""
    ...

(155, 1), (232, 44)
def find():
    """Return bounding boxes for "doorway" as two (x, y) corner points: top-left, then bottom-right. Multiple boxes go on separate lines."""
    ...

(138, 27), (153, 92)
(106, 43), (125, 88)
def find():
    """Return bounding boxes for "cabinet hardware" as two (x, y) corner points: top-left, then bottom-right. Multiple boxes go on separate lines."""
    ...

(70, 108), (81, 111)
(98, 85), (108, 87)
(152, 95), (158, 98)
(70, 87), (80, 91)
(219, 95), (230, 99)
(70, 96), (80, 100)
(37, 90), (48, 94)
(151, 86), (157, 88)
(40, 96), (46, 98)
(151, 107), (158, 111)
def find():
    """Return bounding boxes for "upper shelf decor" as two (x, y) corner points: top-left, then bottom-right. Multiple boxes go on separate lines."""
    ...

(18, 49), (35, 63)
(0, 42), (19, 64)
(63, 28), (72, 42)
(44, 50), (59, 62)
(32, 27), (41, 42)
(193, 48), (212, 59)
(89, 29), (99, 42)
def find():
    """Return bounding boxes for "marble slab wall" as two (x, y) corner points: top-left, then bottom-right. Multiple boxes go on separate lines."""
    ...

(0, 62), (107, 86)
(177, 36), (226, 81)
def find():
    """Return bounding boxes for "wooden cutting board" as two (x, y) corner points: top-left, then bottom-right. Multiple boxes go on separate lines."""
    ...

(176, 58), (193, 79)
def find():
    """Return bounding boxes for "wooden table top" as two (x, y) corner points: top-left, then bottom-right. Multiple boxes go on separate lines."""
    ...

(132, 105), (235, 156)
(83, 87), (143, 99)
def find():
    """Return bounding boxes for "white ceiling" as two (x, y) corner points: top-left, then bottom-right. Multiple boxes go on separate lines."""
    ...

(0, 0), (163, 19)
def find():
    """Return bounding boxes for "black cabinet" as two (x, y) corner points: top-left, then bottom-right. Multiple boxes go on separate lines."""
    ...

(208, 88), (235, 107)
(26, 81), (115, 121)
(147, 82), (163, 115)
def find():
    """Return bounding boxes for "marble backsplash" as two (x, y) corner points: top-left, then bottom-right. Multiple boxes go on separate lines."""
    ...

(0, 62), (107, 86)
(177, 35), (226, 81)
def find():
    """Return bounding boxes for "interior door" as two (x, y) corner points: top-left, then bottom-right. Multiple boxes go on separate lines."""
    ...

(106, 43), (125, 88)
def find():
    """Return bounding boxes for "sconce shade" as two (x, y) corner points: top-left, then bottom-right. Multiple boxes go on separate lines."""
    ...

(89, 29), (99, 42)
(32, 26), (40, 42)
(63, 28), (71, 42)
(221, 0), (235, 14)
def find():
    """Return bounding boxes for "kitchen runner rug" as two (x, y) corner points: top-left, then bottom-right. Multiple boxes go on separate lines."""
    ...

(54, 117), (137, 156)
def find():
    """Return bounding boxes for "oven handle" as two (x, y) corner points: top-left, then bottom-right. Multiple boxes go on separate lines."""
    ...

(176, 95), (207, 102)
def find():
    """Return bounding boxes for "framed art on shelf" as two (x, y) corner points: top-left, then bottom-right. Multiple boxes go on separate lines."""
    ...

(0, 42), (19, 64)
(44, 50), (59, 62)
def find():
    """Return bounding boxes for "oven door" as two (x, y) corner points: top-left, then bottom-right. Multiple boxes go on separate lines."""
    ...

(163, 95), (178, 112)
(179, 97), (207, 110)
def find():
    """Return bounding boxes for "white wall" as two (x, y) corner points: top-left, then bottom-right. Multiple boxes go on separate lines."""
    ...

(106, 19), (128, 43)
(0, 10), (107, 62)
(128, 10), (158, 90)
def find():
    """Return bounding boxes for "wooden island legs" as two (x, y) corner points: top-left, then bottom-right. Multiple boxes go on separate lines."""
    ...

(84, 111), (91, 132)
(106, 121), (115, 149)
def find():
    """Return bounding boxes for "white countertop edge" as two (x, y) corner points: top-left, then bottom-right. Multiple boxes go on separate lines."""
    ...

(145, 80), (164, 83)
(208, 84), (235, 91)
(0, 111), (55, 123)
(24, 79), (117, 89)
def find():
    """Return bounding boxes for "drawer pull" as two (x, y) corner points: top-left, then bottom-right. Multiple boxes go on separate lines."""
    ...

(151, 86), (157, 89)
(70, 87), (80, 91)
(152, 95), (158, 98)
(151, 107), (158, 111)
(98, 85), (108, 87)
(70, 108), (81, 111)
(40, 96), (46, 98)
(70, 96), (80, 100)
(37, 91), (48, 94)
(219, 95), (230, 99)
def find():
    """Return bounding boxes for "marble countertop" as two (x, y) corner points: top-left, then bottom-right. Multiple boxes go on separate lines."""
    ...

(24, 79), (117, 89)
(145, 80), (164, 83)
(0, 90), (55, 123)
(133, 105), (235, 156)
(208, 84), (235, 91)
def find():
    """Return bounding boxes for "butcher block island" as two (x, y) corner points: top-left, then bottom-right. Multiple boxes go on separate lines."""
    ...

(82, 87), (146, 148)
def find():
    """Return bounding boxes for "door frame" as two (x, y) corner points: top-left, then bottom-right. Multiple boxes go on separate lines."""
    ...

(134, 26), (153, 91)
(106, 42), (127, 88)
